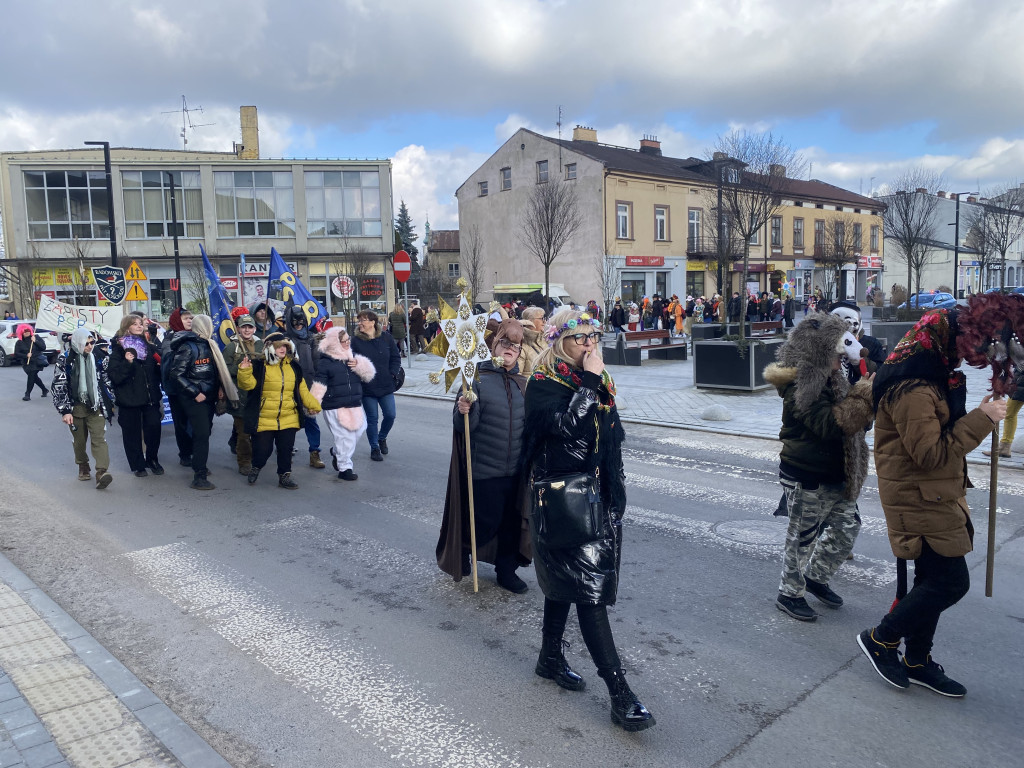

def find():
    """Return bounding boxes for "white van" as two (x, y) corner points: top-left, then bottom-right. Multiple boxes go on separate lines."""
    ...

(492, 283), (574, 308)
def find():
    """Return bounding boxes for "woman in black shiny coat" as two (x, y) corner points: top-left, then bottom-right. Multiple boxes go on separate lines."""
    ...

(522, 308), (655, 732)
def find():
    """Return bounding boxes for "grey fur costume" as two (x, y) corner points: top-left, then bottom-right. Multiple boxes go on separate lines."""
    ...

(765, 313), (873, 499)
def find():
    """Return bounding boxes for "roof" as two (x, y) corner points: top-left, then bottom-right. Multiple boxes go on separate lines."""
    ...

(429, 229), (460, 251)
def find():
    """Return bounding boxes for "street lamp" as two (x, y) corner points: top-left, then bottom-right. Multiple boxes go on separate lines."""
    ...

(84, 141), (117, 267)
(166, 172), (182, 307)
(949, 191), (977, 299)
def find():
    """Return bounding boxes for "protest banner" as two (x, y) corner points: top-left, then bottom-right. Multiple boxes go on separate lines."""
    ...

(36, 295), (123, 338)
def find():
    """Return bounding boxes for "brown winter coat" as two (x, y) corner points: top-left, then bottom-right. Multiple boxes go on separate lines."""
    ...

(518, 322), (546, 378)
(874, 384), (995, 559)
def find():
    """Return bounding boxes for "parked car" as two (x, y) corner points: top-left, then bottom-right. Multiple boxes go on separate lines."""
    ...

(985, 286), (1024, 295)
(0, 320), (62, 367)
(897, 291), (957, 310)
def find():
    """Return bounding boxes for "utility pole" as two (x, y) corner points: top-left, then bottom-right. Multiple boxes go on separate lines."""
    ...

(950, 191), (977, 300)
(84, 141), (117, 266)
(167, 172), (182, 307)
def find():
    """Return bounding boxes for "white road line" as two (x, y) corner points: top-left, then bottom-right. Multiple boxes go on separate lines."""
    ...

(123, 543), (535, 768)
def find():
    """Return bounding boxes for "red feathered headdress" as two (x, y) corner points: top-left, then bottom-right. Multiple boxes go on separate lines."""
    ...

(956, 292), (1024, 395)
(230, 306), (249, 321)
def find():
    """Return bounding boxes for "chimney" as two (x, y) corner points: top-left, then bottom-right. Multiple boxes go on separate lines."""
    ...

(238, 106), (259, 159)
(937, 191), (946, 198)
(916, 187), (928, 194)
(572, 125), (597, 143)
(639, 135), (662, 156)
(967, 196), (977, 203)
(713, 151), (727, 161)
(769, 164), (787, 177)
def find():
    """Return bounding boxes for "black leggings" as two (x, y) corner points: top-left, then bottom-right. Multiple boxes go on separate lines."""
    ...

(542, 598), (622, 675)
(24, 367), (46, 396)
(875, 540), (970, 662)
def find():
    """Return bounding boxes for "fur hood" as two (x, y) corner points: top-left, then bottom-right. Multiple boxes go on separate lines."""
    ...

(773, 313), (849, 413)
(262, 332), (297, 364)
(355, 320), (382, 341)
(317, 327), (376, 382)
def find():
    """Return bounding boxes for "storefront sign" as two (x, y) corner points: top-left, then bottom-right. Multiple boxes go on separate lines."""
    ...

(793, 259), (815, 269)
(857, 254), (881, 268)
(219, 277), (239, 290)
(360, 275), (385, 299)
(332, 276), (356, 299)
(241, 260), (297, 277)
(625, 256), (665, 267)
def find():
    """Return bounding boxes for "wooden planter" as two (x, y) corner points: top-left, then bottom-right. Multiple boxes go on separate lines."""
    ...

(693, 338), (785, 391)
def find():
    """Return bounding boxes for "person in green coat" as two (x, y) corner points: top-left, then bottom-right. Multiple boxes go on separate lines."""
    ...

(223, 314), (264, 475)
(388, 302), (408, 357)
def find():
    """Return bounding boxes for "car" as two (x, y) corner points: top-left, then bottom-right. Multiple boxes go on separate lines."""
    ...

(985, 286), (1024, 295)
(897, 291), (957, 310)
(0, 320), (63, 367)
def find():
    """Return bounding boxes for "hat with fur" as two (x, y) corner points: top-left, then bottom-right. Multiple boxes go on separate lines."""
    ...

(262, 331), (296, 363)
(774, 312), (848, 414)
(318, 326), (352, 359)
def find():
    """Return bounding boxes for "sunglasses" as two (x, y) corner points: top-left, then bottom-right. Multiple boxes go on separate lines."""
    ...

(569, 332), (602, 343)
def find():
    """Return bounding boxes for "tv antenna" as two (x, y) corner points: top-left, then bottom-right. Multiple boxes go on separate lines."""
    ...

(162, 95), (214, 149)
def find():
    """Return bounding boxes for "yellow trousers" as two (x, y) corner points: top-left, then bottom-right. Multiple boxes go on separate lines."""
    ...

(1001, 398), (1023, 445)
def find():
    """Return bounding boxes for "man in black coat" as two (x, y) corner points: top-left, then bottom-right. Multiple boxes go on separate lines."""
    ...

(727, 292), (742, 323)
(609, 300), (626, 337)
(650, 295), (664, 330)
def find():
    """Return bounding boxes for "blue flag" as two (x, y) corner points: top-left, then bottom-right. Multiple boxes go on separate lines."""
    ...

(200, 244), (236, 349)
(267, 247), (330, 332)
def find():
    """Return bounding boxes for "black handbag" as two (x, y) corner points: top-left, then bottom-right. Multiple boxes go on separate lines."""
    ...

(531, 470), (606, 549)
(392, 365), (406, 392)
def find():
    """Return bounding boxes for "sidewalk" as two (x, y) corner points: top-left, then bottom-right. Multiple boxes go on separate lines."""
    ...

(0, 554), (230, 768)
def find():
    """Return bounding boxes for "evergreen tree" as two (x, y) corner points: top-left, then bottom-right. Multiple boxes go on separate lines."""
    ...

(394, 200), (419, 258)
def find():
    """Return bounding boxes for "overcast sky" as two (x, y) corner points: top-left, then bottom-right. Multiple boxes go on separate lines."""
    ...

(2, 0), (1022, 236)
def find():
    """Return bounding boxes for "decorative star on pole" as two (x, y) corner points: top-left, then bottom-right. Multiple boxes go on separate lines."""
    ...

(424, 281), (493, 393)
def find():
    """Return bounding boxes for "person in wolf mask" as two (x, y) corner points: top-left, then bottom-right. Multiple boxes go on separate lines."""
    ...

(830, 301), (887, 384)
(763, 313), (875, 622)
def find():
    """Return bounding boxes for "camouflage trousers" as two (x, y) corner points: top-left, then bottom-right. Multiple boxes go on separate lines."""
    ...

(778, 480), (861, 598)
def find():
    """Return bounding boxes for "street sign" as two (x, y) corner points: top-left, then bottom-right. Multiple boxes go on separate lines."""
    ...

(126, 260), (147, 281)
(126, 281), (148, 301)
(394, 250), (411, 284)
(92, 265), (127, 304)
(332, 275), (356, 299)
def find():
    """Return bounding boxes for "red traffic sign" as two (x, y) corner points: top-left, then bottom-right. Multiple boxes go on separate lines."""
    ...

(394, 250), (412, 284)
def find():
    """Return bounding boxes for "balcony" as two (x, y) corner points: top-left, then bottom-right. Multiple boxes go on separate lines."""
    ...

(687, 235), (745, 260)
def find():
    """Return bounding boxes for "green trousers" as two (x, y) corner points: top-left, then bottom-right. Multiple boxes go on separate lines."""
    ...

(71, 403), (110, 470)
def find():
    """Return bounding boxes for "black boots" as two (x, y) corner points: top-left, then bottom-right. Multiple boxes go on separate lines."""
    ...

(535, 636), (586, 691)
(600, 670), (655, 732)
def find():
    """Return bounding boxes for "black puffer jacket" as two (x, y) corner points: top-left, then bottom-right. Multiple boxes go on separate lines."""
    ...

(107, 337), (161, 408)
(524, 366), (626, 606)
(454, 360), (526, 480)
(351, 325), (401, 398)
(167, 332), (218, 398)
(13, 337), (47, 370)
(1012, 370), (1024, 402)
(283, 306), (318, 386)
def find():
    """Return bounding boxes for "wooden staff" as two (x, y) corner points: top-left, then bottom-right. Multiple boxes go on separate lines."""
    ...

(461, 379), (479, 592)
(986, 426), (999, 597)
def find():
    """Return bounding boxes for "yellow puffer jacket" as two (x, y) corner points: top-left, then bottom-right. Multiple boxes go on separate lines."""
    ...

(238, 358), (321, 432)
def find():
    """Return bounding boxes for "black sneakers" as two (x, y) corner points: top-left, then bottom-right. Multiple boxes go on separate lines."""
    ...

(379, 437), (389, 455)
(857, 629), (909, 689)
(337, 469), (357, 481)
(370, 447), (383, 461)
(904, 656), (966, 697)
(805, 578), (843, 608)
(776, 594), (818, 621)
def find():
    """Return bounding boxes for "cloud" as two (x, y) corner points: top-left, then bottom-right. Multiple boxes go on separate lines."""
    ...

(391, 144), (488, 233)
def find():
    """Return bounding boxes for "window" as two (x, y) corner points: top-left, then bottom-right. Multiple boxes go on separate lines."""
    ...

(793, 218), (804, 248)
(687, 209), (701, 251)
(216, 170), (295, 238)
(686, 271), (705, 298)
(870, 224), (879, 251)
(500, 167), (511, 191)
(616, 202), (631, 239)
(536, 160), (549, 184)
(854, 223), (863, 251)
(448, 263), (460, 278)
(834, 222), (845, 250)
(24, 170), (111, 240)
(771, 215), (782, 247)
(303, 170), (381, 238)
(749, 214), (760, 245)
(725, 167), (740, 184)
(565, 163), (577, 180)
(478, 181), (488, 197)
(814, 219), (825, 255)
(654, 206), (669, 241)
(122, 170), (203, 239)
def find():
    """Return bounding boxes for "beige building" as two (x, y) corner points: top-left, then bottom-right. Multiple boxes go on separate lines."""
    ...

(457, 126), (883, 308)
(0, 108), (396, 320)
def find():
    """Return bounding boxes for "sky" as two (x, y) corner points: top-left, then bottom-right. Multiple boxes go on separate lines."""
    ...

(2, 0), (1023, 242)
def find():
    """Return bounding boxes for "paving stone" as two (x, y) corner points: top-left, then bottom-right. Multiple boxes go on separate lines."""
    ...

(20, 676), (108, 717)
(0, 637), (70, 670)
(0, 707), (38, 733)
(19, 740), (63, 768)
(0, 744), (23, 768)
(0, 607), (39, 630)
(8, 722), (49, 751)
(6, 661), (89, 694)
(0, 623), (53, 651)
(40, 696), (126, 745)
(0, 686), (16, 705)
(59, 722), (152, 768)
(0, 588), (24, 612)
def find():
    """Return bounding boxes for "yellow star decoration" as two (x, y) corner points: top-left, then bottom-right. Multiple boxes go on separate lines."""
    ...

(424, 293), (490, 392)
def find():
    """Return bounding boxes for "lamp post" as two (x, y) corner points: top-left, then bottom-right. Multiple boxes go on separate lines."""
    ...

(166, 172), (183, 308)
(950, 191), (977, 299)
(84, 141), (117, 267)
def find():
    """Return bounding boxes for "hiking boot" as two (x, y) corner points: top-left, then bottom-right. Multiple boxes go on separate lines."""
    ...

(804, 578), (843, 608)
(278, 472), (299, 490)
(309, 450), (325, 469)
(247, 466), (261, 485)
(496, 570), (529, 594)
(146, 460), (165, 475)
(95, 468), (112, 490)
(190, 472), (215, 491)
(535, 636), (586, 691)
(337, 468), (357, 481)
(600, 670), (655, 732)
(983, 444), (1012, 458)
(857, 628), (909, 689)
(78, 463), (91, 482)
(904, 656), (966, 697)
(330, 448), (339, 472)
(239, 464), (253, 475)
(370, 447), (383, 462)
(379, 437), (389, 455)
(776, 594), (817, 621)
(133, 469), (148, 478)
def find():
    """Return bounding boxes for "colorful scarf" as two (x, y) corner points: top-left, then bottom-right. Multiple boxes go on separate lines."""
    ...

(119, 334), (148, 360)
(532, 357), (616, 412)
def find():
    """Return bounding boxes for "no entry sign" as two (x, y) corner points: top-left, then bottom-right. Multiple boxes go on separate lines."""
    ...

(394, 250), (412, 284)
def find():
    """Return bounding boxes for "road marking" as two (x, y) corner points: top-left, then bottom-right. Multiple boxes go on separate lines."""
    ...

(123, 543), (535, 768)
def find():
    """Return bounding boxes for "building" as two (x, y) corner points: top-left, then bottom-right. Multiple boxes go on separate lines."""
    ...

(427, 229), (461, 280)
(0, 107), (396, 321)
(456, 126), (883, 308)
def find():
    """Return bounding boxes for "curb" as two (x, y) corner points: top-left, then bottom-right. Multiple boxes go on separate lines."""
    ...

(0, 552), (232, 768)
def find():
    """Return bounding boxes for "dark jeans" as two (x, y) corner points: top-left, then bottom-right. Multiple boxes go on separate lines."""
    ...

(875, 541), (970, 662)
(168, 393), (192, 460)
(252, 428), (297, 475)
(24, 367), (46, 396)
(303, 414), (320, 452)
(471, 475), (521, 568)
(178, 396), (215, 474)
(542, 598), (622, 675)
(117, 404), (162, 471)
(362, 393), (396, 450)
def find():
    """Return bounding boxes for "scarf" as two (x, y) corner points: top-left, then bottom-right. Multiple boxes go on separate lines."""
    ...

(70, 328), (99, 410)
(531, 357), (616, 411)
(191, 314), (240, 405)
(873, 309), (966, 427)
(119, 333), (148, 360)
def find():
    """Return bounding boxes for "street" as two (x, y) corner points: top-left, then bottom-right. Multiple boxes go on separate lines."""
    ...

(1, 366), (1022, 768)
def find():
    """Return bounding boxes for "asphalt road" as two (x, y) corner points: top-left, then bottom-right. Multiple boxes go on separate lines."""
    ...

(1, 365), (1022, 768)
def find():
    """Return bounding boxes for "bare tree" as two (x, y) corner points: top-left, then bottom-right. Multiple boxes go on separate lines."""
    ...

(62, 238), (94, 305)
(597, 252), (619, 325)
(710, 131), (803, 338)
(460, 224), (486, 304)
(963, 205), (1000, 291)
(12, 243), (46, 316)
(182, 260), (211, 316)
(970, 185), (1024, 290)
(882, 170), (943, 315)
(816, 213), (860, 305)
(332, 234), (377, 330)
(519, 181), (583, 306)
(417, 259), (457, 307)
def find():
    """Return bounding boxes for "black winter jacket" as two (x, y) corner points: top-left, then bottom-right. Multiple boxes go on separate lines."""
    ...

(283, 306), (318, 385)
(107, 337), (161, 408)
(314, 354), (371, 410)
(454, 360), (526, 480)
(13, 337), (47, 370)
(167, 332), (219, 399)
(351, 327), (401, 398)
(775, 377), (845, 485)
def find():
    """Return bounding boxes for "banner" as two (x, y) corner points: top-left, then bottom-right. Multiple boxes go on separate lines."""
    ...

(200, 244), (237, 349)
(267, 248), (330, 332)
(36, 295), (123, 338)
(92, 265), (127, 304)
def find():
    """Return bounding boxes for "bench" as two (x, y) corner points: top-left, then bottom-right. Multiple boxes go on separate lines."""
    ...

(747, 320), (784, 337)
(603, 329), (688, 366)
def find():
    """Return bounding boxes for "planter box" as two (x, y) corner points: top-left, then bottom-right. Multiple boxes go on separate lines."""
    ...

(870, 322), (916, 354)
(689, 323), (725, 341)
(693, 338), (785, 391)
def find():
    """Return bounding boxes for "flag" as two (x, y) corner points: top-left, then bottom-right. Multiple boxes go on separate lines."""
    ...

(239, 252), (247, 308)
(200, 244), (236, 349)
(266, 247), (330, 332)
